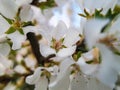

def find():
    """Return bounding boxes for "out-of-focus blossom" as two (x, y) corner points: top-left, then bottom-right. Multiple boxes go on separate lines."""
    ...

(83, 14), (120, 88)
(76, 0), (117, 15)
(0, 54), (13, 76)
(3, 82), (17, 90)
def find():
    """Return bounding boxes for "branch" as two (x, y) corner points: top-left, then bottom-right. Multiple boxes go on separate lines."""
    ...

(27, 32), (45, 66)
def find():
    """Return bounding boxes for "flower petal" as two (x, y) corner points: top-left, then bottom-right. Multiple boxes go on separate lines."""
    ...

(7, 31), (26, 50)
(49, 69), (70, 90)
(15, 0), (32, 6)
(0, 0), (18, 19)
(96, 44), (120, 88)
(26, 67), (43, 85)
(63, 29), (80, 47)
(77, 57), (99, 75)
(40, 43), (56, 57)
(0, 43), (10, 56)
(20, 5), (33, 22)
(34, 77), (48, 90)
(84, 18), (109, 49)
(49, 57), (74, 90)
(57, 46), (76, 57)
(70, 72), (88, 90)
(106, 14), (120, 34)
(52, 21), (67, 40)
(89, 77), (113, 90)
(0, 54), (13, 76)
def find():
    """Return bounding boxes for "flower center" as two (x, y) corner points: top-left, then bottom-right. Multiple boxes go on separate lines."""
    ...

(13, 19), (22, 30)
(51, 38), (65, 52)
(99, 35), (120, 54)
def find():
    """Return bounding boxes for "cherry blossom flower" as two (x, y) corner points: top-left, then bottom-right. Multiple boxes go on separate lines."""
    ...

(0, 0), (35, 50)
(0, 54), (13, 76)
(39, 21), (80, 58)
(26, 66), (59, 90)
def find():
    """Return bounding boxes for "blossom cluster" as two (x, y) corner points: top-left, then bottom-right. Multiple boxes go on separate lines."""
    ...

(0, 0), (120, 90)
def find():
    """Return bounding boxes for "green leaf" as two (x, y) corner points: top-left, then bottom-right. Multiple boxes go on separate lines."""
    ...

(22, 21), (34, 27)
(94, 9), (104, 18)
(79, 13), (86, 18)
(113, 5), (120, 16)
(39, 0), (57, 10)
(0, 14), (13, 24)
(86, 60), (94, 64)
(18, 28), (24, 35)
(84, 9), (90, 16)
(5, 27), (16, 34)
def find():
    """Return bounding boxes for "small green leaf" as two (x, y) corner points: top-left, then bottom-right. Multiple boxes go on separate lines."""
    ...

(79, 13), (86, 17)
(39, 0), (57, 10)
(94, 9), (104, 18)
(86, 60), (94, 64)
(0, 14), (13, 24)
(18, 28), (24, 35)
(5, 27), (16, 34)
(84, 9), (90, 16)
(77, 51), (82, 59)
(22, 21), (34, 27)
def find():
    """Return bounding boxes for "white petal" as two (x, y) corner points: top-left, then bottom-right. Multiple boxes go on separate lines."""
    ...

(0, 15), (10, 35)
(3, 82), (16, 90)
(23, 26), (38, 35)
(14, 65), (27, 74)
(107, 14), (120, 34)
(49, 15), (59, 27)
(20, 5), (33, 22)
(58, 57), (75, 79)
(40, 44), (56, 57)
(57, 46), (76, 57)
(24, 56), (37, 70)
(51, 57), (75, 85)
(0, 54), (13, 75)
(63, 29), (80, 47)
(84, 18), (109, 49)
(0, 0), (18, 19)
(49, 57), (74, 90)
(0, 63), (5, 76)
(26, 67), (43, 85)
(49, 57), (74, 88)
(77, 57), (99, 75)
(15, 0), (32, 6)
(35, 77), (48, 90)
(96, 44), (120, 88)
(7, 31), (26, 50)
(70, 72), (88, 90)
(82, 50), (94, 61)
(52, 21), (67, 40)
(87, 77), (112, 90)
(0, 43), (10, 56)
(49, 69), (70, 90)
(97, 67), (117, 89)
(0, 54), (13, 68)
(0, 34), (7, 43)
